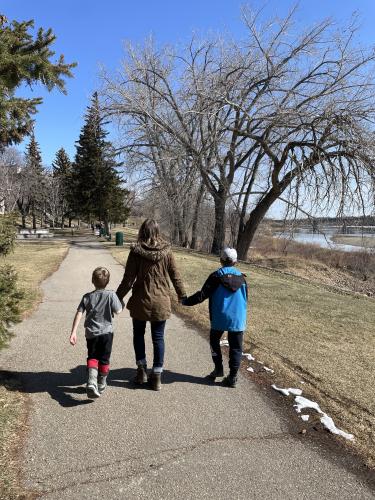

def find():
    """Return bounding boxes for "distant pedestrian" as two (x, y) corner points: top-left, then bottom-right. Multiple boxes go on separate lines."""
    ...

(116, 219), (186, 391)
(69, 267), (123, 398)
(182, 248), (248, 388)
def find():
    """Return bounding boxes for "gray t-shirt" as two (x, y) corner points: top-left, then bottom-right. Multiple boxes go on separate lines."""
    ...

(77, 289), (122, 339)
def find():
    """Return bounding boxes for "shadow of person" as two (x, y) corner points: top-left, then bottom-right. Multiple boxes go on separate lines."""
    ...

(107, 367), (214, 389)
(0, 366), (93, 408)
(0, 365), (214, 406)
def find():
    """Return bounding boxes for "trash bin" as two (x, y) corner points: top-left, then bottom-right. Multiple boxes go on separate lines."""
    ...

(115, 231), (124, 246)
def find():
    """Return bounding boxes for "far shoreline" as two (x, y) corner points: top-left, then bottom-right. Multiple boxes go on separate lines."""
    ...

(331, 235), (375, 248)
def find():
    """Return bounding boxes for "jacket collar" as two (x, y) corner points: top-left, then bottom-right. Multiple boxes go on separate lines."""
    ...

(131, 241), (171, 262)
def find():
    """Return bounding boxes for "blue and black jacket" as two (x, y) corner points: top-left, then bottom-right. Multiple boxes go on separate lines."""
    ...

(183, 266), (248, 332)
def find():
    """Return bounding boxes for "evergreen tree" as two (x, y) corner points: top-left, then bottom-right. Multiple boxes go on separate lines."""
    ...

(24, 132), (46, 229)
(0, 14), (76, 149)
(71, 93), (128, 231)
(52, 147), (72, 227)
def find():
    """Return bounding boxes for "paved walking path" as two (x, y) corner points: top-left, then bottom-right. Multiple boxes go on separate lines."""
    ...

(1, 240), (374, 499)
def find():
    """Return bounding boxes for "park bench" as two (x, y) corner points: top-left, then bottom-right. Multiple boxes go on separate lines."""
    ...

(17, 229), (53, 239)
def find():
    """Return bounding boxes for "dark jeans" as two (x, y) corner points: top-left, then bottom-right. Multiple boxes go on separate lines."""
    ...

(86, 332), (113, 371)
(210, 329), (243, 376)
(133, 319), (166, 370)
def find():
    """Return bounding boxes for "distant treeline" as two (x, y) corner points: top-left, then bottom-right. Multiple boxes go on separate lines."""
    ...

(270, 216), (375, 227)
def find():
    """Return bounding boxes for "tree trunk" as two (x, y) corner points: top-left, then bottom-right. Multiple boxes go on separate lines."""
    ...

(236, 189), (279, 260)
(191, 183), (205, 250)
(103, 218), (110, 235)
(210, 190), (227, 255)
(32, 203), (36, 230)
(69, 218), (72, 228)
(61, 216), (65, 229)
(21, 214), (26, 228)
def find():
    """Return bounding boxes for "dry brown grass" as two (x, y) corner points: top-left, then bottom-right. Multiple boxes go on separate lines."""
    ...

(250, 235), (375, 295)
(0, 240), (68, 499)
(1, 240), (69, 318)
(109, 242), (375, 468)
(332, 235), (375, 248)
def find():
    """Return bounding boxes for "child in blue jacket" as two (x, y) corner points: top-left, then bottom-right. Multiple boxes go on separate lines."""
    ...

(183, 248), (247, 387)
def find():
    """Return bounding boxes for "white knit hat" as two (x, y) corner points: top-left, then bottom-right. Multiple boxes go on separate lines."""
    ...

(221, 247), (237, 263)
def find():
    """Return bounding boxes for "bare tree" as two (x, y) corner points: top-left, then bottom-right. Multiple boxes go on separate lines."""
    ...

(0, 147), (23, 212)
(102, 8), (375, 258)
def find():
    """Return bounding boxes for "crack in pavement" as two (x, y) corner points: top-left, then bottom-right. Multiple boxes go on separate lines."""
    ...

(32, 432), (289, 495)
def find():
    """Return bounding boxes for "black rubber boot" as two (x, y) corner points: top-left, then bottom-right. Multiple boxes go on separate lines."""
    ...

(207, 366), (224, 380)
(222, 374), (238, 388)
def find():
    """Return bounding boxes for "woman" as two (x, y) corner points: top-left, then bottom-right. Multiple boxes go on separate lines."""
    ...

(116, 219), (186, 390)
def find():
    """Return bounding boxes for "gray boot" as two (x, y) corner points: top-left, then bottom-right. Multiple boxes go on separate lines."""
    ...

(135, 365), (148, 385)
(86, 367), (100, 398)
(97, 373), (108, 394)
(148, 372), (161, 391)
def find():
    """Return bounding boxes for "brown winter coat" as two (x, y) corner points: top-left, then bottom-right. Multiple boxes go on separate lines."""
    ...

(116, 241), (186, 321)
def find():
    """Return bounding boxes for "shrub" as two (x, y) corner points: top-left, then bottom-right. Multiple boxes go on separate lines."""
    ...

(0, 265), (24, 347)
(0, 214), (17, 256)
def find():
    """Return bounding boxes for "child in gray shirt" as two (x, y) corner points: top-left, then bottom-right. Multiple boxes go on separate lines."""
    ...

(69, 267), (123, 398)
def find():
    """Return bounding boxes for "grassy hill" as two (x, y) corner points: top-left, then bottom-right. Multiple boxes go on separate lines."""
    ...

(110, 235), (375, 468)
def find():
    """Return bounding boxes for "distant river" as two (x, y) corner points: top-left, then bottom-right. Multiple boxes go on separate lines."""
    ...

(275, 229), (375, 253)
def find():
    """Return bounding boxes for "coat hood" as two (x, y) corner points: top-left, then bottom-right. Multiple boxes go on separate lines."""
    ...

(216, 267), (246, 293)
(131, 241), (171, 262)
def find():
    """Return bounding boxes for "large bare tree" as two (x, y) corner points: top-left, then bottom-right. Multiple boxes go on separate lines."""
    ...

(102, 8), (375, 258)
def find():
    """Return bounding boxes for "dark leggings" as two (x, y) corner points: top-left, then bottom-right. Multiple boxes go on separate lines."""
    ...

(210, 329), (243, 376)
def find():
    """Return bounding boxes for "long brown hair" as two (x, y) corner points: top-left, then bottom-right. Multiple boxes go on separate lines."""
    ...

(138, 219), (161, 246)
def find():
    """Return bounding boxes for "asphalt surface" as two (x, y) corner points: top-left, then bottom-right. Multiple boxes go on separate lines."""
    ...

(1, 240), (374, 499)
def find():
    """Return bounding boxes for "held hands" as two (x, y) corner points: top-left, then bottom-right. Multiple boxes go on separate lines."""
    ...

(69, 332), (77, 346)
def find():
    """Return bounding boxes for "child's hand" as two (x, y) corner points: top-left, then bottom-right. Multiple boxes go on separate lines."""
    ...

(69, 332), (77, 346)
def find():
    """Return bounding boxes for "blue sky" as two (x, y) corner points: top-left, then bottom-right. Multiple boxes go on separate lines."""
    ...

(3, 0), (375, 167)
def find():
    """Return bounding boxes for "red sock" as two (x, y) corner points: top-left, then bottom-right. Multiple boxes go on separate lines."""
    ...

(98, 363), (110, 374)
(87, 359), (99, 369)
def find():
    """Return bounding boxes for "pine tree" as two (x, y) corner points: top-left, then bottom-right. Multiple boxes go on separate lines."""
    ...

(52, 147), (72, 227)
(0, 15), (76, 149)
(71, 93), (128, 231)
(24, 132), (46, 229)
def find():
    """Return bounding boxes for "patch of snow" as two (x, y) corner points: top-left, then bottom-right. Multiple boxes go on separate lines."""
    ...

(246, 367), (254, 373)
(258, 361), (264, 365)
(288, 388), (303, 396)
(294, 396), (322, 414)
(294, 396), (354, 441)
(220, 339), (229, 346)
(271, 385), (302, 397)
(320, 414), (354, 441)
(243, 352), (255, 361)
(300, 381), (305, 384)
(301, 415), (310, 422)
(263, 366), (275, 373)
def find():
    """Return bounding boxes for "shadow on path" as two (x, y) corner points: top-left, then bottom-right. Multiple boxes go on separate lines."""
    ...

(0, 367), (93, 408)
(0, 366), (213, 408)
